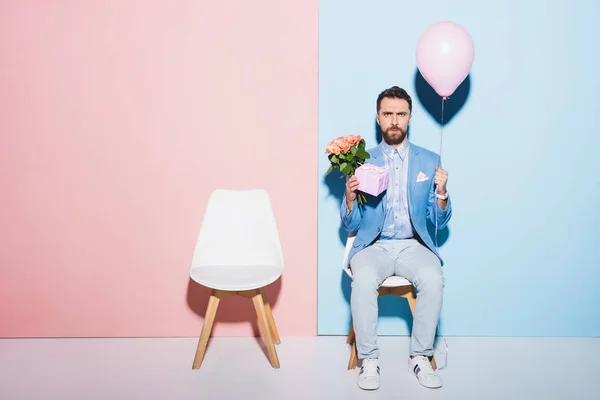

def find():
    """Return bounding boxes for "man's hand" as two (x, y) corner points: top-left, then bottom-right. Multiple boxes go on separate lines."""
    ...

(345, 175), (360, 211)
(434, 167), (448, 194)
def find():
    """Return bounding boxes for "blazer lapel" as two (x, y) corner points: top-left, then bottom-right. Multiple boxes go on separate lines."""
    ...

(367, 146), (385, 167)
(408, 142), (421, 195)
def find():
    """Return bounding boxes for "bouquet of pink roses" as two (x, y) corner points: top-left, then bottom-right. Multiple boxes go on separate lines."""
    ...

(325, 134), (371, 205)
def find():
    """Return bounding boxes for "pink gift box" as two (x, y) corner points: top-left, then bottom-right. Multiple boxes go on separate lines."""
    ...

(355, 164), (389, 197)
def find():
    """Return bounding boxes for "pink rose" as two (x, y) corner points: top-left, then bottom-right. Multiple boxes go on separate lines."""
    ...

(334, 138), (351, 153)
(325, 141), (341, 155)
(325, 134), (362, 155)
(342, 134), (361, 146)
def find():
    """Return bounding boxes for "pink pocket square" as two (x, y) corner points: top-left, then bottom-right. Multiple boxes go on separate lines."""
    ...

(416, 171), (429, 182)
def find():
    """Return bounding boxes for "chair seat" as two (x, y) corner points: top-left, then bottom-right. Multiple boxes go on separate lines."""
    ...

(380, 275), (411, 287)
(343, 268), (411, 288)
(190, 265), (283, 291)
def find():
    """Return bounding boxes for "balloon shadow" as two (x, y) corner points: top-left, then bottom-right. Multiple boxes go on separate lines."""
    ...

(414, 68), (471, 125)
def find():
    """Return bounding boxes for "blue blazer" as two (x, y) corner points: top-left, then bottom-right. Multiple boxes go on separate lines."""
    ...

(340, 142), (452, 265)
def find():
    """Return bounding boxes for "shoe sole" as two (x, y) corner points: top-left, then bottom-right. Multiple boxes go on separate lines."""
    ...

(357, 384), (379, 391)
(357, 378), (380, 391)
(408, 370), (442, 389)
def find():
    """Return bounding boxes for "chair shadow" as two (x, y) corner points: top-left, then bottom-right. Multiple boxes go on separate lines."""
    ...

(340, 270), (414, 335)
(339, 224), (450, 337)
(186, 275), (283, 358)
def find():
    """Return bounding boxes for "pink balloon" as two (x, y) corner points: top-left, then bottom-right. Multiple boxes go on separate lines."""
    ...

(416, 22), (474, 98)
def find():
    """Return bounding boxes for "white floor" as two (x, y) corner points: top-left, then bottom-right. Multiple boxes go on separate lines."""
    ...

(1, 336), (598, 399)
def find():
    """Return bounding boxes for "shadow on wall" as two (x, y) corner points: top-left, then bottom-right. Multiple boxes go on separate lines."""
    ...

(414, 67), (471, 126)
(323, 169), (352, 246)
(186, 275), (282, 338)
(323, 70), (470, 336)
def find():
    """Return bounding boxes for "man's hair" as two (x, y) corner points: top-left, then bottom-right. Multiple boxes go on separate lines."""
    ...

(376, 86), (412, 114)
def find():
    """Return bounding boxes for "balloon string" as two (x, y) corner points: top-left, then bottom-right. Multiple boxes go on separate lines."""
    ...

(440, 97), (444, 166)
(434, 96), (448, 371)
(435, 97), (445, 250)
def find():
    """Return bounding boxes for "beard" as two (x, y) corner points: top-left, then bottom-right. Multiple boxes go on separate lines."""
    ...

(382, 126), (407, 146)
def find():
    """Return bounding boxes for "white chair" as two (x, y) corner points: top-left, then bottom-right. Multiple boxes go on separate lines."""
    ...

(342, 233), (437, 370)
(189, 189), (284, 369)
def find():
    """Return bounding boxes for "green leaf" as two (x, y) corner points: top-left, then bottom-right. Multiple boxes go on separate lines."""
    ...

(331, 155), (339, 163)
(339, 162), (348, 171)
(356, 149), (370, 159)
(359, 140), (366, 149)
(350, 146), (357, 155)
(341, 165), (352, 175)
(346, 153), (354, 162)
(326, 165), (334, 175)
(339, 153), (346, 160)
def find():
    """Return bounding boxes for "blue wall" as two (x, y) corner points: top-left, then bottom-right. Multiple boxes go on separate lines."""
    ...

(318, 0), (600, 336)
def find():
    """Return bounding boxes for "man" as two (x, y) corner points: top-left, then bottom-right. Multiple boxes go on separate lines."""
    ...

(341, 86), (452, 390)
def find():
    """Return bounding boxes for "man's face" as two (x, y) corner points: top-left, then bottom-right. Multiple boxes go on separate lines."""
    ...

(377, 97), (411, 146)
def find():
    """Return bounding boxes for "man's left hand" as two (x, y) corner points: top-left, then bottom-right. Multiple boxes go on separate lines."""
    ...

(434, 167), (448, 194)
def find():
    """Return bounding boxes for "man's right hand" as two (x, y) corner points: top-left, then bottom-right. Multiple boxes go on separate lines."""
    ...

(345, 175), (360, 211)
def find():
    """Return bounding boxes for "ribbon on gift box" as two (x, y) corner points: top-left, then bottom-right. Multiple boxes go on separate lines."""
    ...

(357, 164), (387, 174)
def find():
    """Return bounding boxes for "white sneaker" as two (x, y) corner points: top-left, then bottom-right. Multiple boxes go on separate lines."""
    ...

(357, 358), (380, 390)
(408, 355), (443, 388)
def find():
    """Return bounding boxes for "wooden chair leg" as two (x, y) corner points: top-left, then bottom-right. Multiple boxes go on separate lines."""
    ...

(348, 342), (358, 370)
(260, 288), (280, 345)
(401, 287), (416, 315)
(192, 289), (221, 369)
(347, 324), (358, 370)
(252, 290), (280, 368)
(347, 324), (355, 344)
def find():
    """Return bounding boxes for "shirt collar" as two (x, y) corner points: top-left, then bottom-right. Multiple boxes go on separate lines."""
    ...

(380, 140), (409, 159)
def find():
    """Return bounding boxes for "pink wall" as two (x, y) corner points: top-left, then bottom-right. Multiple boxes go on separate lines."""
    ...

(0, 1), (317, 337)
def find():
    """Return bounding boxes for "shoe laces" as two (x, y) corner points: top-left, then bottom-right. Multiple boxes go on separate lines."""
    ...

(360, 358), (379, 378)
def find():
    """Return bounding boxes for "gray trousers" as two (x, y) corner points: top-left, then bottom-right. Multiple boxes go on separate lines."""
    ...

(350, 239), (444, 359)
